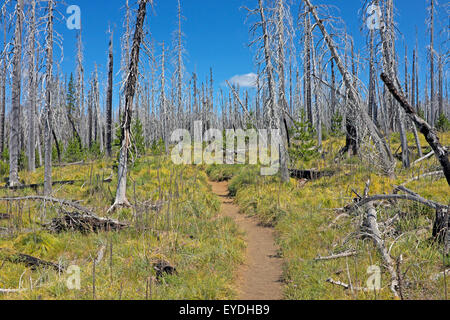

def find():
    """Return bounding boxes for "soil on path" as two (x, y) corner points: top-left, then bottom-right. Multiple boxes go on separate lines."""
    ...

(209, 181), (283, 300)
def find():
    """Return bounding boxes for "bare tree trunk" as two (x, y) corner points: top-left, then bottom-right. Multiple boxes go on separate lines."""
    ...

(0, 20), (6, 159)
(9, 0), (24, 187)
(109, 0), (148, 212)
(368, 30), (377, 124)
(27, 0), (37, 172)
(438, 54), (443, 118)
(429, 0), (435, 125)
(304, 11), (313, 124)
(275, 0), (291, 182)
(44, 0), (54, 196)
(257, 0), (289, 182)
(106, 30), (113, 157)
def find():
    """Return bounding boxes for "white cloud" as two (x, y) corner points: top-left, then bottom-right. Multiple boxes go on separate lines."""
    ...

(228, 73), (257, 88)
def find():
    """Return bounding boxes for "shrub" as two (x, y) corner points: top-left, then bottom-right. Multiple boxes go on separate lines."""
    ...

(131, 118), (146, 156)
(436, 113), (450, 132)
(330, 111), (343, 137)
(64, 137), (84, 162)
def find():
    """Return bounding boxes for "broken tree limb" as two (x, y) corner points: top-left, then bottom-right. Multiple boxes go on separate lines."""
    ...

(315, 250), (357, 261)
(0, 196), (96, 216)
(44, 210), (128, 234)
(289, 168), (335, 180)
(350, 193), (447, 212)
(325, 278), (374, 292)
(400, 171), (444, 186)
(1, 178), (113, 191)
(381, 73), (450, 186)
(0, 248), (64, 272)
(0, 288), (24, 294)
(0, 213), (11, 220)
(362, 202), (400, 298)
(412, 151), (435, 166)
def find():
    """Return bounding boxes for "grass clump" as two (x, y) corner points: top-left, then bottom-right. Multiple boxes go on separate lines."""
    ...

(0, 155), (245, 300)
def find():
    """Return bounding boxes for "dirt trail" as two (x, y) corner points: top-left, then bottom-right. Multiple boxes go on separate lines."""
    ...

(209, 181), (283, 300)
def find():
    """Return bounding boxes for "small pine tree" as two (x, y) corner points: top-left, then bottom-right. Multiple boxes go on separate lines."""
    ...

(289, 110), (319, 164)
(330, 111), (343, 137)
(132, 117), (145, 156)
(436, 113), (450, 132)
(64, 137), (84, 162)
(67, 74), (76, 115)
(151, 138), (166, 155)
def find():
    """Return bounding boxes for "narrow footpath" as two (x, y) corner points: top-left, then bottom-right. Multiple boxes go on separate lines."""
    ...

(209, 181), (283, 300)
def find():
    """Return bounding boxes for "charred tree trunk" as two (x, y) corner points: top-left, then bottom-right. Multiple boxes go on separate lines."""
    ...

(109, 0), (148, 212)
(0, 20), (6, 160)
(9, 0), (24, 187)
(381, 73), (450, 186)
(44, 0), (54, 196)
(106, 31), (113, 157)
(27, 0), (37, 172)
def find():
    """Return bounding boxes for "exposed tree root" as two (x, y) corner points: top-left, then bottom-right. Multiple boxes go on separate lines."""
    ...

(107, 199), (132, 214)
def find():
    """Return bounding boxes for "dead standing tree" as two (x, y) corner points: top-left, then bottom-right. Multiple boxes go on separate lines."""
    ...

(106, 29), (113, 157)
(302, 0), (395, 175)
(9, 0), (24, 187)
(0, 9), (6, 159)
(247, 0), (290, 182)
(26, 0), (37, 172)
(44, 0), (54, 196)
(109, 0), (149, 212)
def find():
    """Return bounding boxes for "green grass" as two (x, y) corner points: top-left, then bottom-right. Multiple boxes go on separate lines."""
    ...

(0, 156), (245, 300)
(207, 133), (450, 300)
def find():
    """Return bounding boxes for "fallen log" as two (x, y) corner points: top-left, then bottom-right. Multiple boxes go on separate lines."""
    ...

(0, 196), (97, 216)
(362, 202), (400, 298)
(349, 193), (447, 212)
(326, 278), (374, 292)
(45, 210), (128, 234)
(1, 178), (112, 191)
(289, 169), (335, 180)
(0, 248), (64, 272)
(315, 250), (356, 261)
(381, 73), (450, 186)
(400, 171), (444, 186)
(0, 213), (11, 220)
(0, 288), (24, 294)
(412, 151), (435, 166)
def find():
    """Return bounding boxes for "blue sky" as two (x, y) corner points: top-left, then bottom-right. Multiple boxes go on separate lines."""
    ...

(23, 0), (450, 110)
